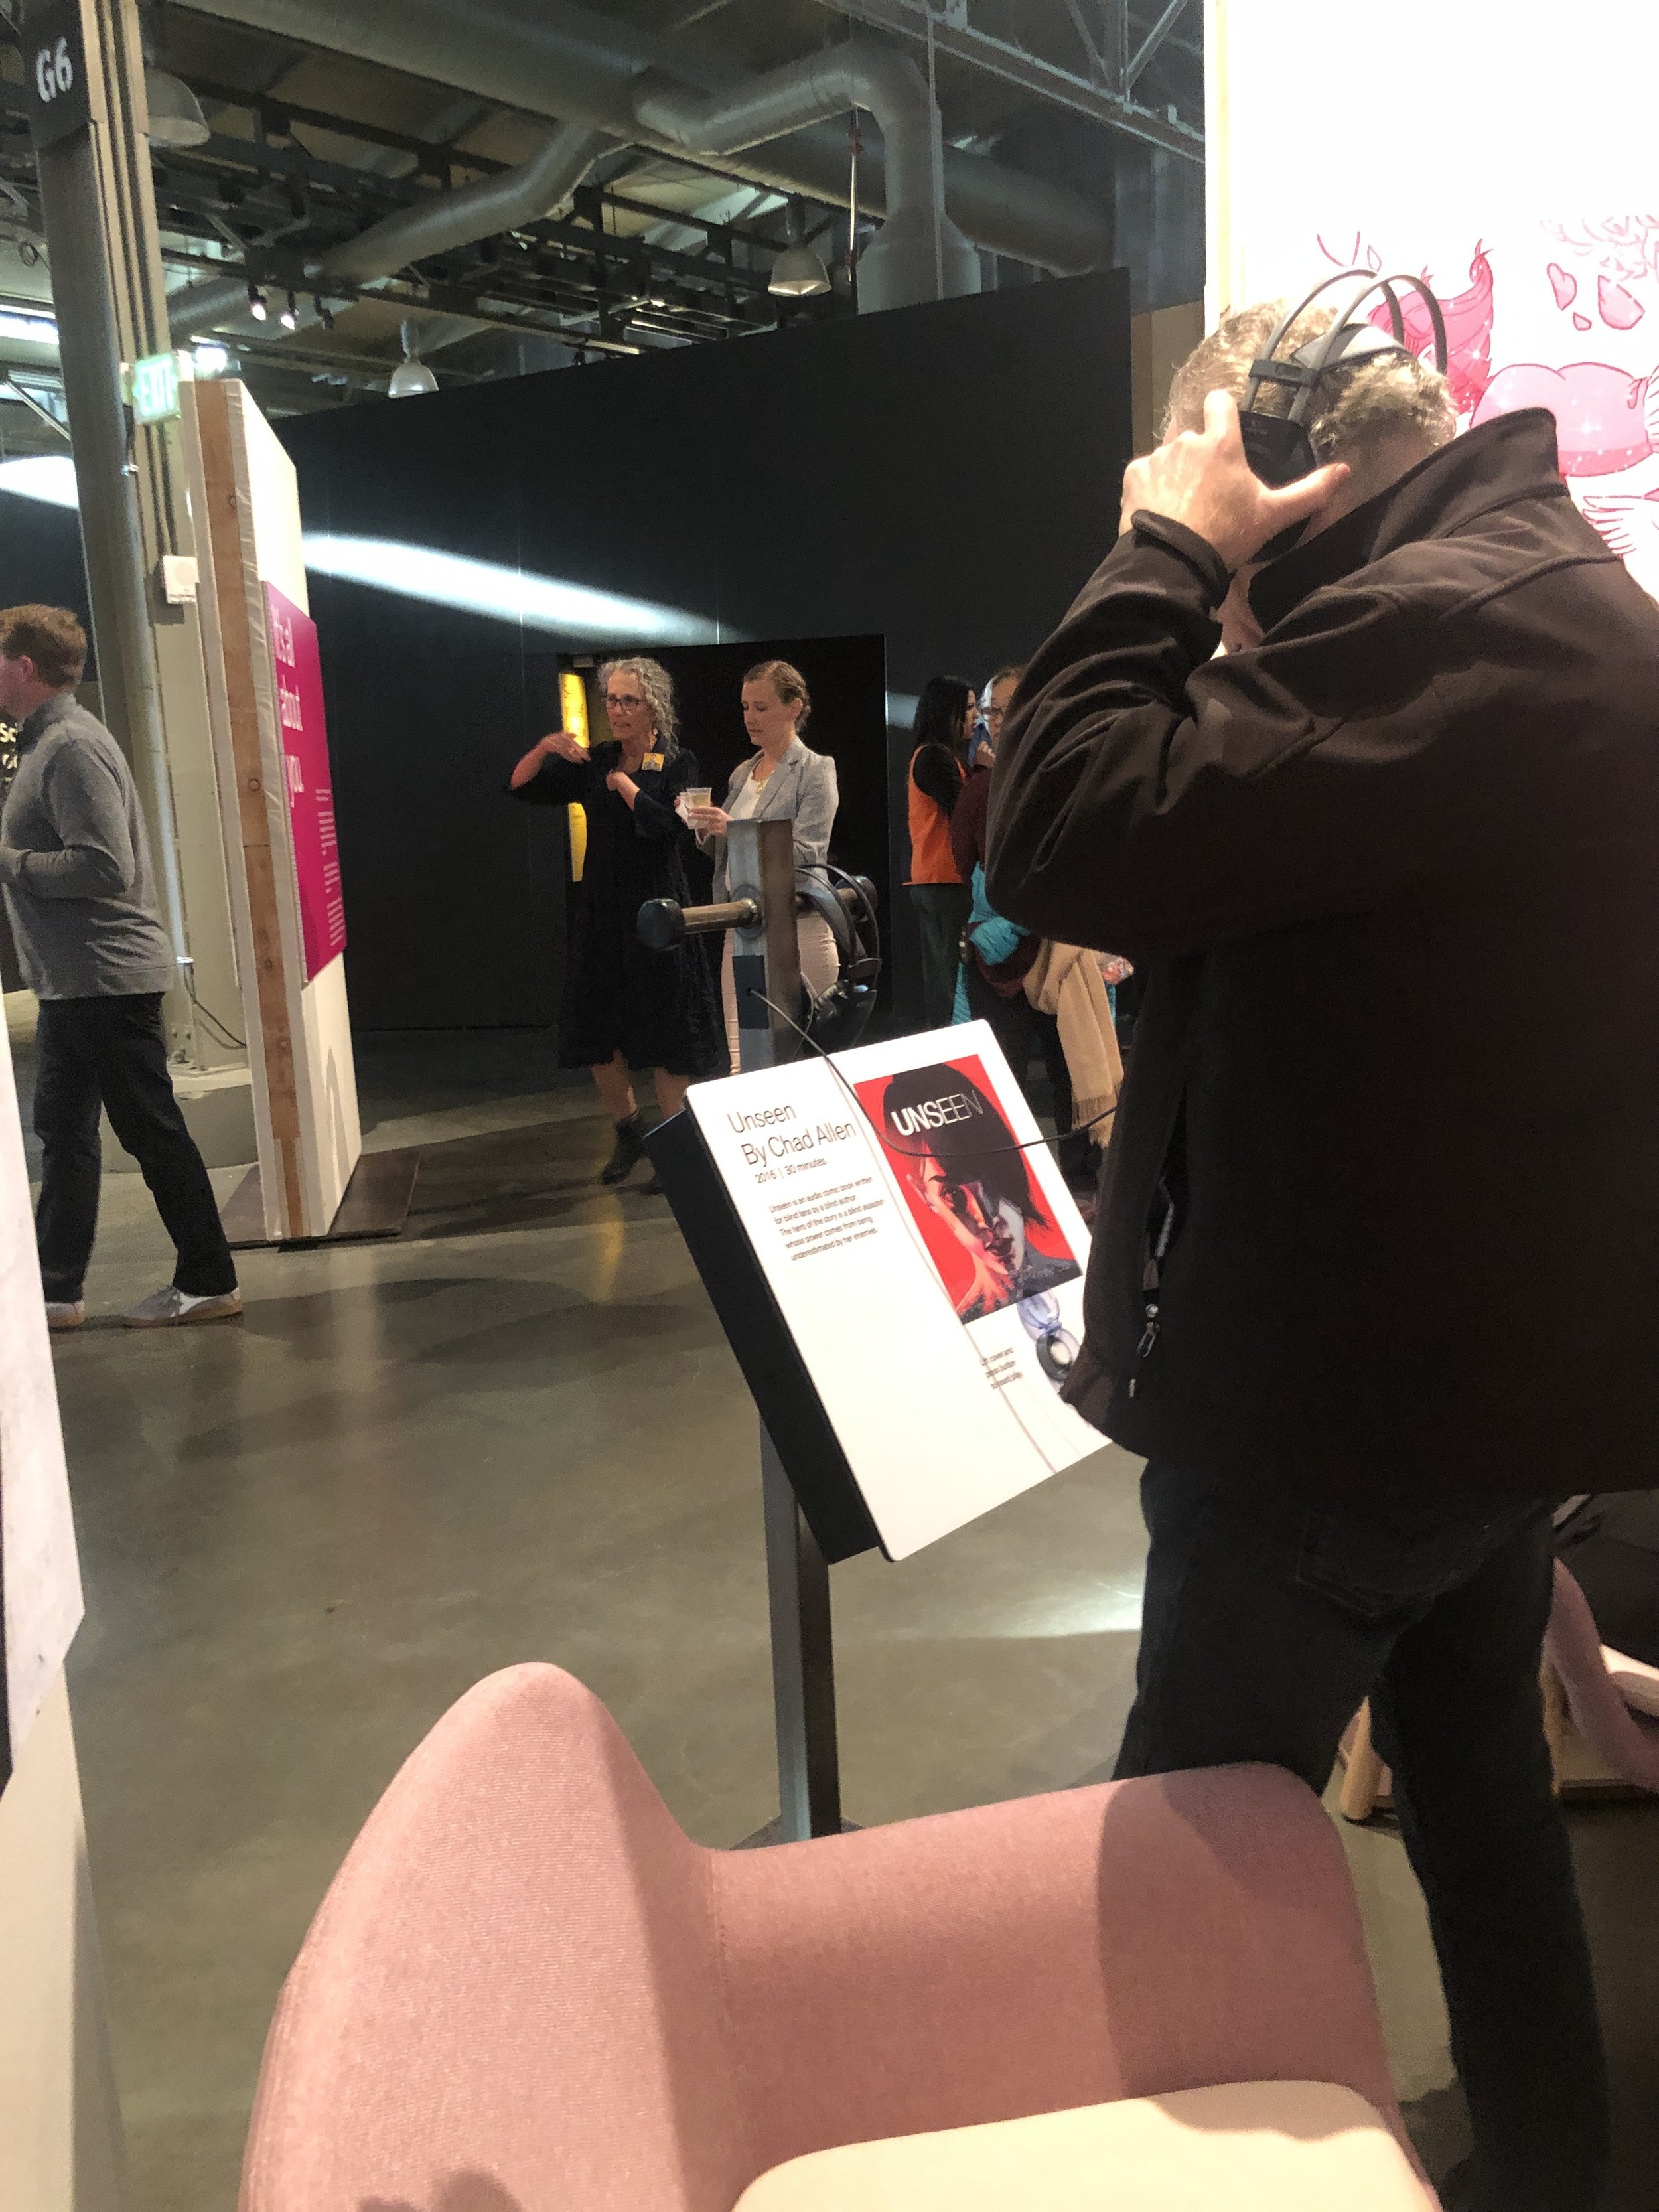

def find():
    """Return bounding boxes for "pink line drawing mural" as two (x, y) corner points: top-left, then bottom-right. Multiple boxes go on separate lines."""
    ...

(1474, 362), (1652, 475)
(1317, 235), (1495, 414)
(1314, 218), (1659, 599)
(1370, 245), (1496, 415)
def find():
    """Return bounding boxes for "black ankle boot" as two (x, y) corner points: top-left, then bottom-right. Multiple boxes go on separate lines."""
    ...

(1057, 1127), (1100, 1195)
(599, 1113), (647, 1185)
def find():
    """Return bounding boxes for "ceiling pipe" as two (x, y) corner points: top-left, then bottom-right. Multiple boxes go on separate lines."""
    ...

(167, 273), (258, 340)
(634, 37), (977, 311)
(176, 0), (1112, 277)
(314, 119), (610, 284)
(167, 121), (611, 342)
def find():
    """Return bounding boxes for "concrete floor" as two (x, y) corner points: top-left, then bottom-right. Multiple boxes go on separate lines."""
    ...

(25, 1028), (1659, 2211)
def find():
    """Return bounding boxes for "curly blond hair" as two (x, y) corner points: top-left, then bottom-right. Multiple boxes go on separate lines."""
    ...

(599, 656), (678, 750)
(1163, 298), (1456, 463)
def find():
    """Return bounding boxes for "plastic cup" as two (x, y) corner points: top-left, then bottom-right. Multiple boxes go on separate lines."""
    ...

(684, 787), (713, 811)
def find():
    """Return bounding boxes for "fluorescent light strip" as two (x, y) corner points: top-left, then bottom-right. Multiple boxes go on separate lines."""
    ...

(0, 453), (78, 506)
(0, 309), (58, 348)
(301, 534), (721, 644)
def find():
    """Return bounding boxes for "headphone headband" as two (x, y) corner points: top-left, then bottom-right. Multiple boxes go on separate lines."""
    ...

(1245, 267), (1449, 431)
(1237, 265), (1451, 522)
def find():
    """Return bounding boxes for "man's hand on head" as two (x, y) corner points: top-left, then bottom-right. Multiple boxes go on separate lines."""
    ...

(1119, 390), (1350, 573)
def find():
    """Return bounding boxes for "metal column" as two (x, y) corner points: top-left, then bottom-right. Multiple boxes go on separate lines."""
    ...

(25, 0), (242, 1067)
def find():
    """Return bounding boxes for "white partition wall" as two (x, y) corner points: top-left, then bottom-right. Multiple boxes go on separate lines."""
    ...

(184, 378), (361, 1238)
(1, 1019), (125, 2212)
(1206, 0), (1659, 601)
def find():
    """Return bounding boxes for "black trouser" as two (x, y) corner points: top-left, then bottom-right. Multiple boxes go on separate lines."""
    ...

(1117, 1463), (1609, 2212)
(33, 994), (238, 1303)
(908, 882), (970, 1030)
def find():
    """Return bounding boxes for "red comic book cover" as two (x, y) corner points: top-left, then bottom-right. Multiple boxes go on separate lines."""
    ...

(851, 1052), (1082, 1323)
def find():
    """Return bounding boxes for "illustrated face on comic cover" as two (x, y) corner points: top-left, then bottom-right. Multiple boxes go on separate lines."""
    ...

(853, 1055), (1082, 1323)
(1305, 219), (1659, 603)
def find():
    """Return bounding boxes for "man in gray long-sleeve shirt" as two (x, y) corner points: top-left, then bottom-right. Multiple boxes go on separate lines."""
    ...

(0, 604), (239, 1330)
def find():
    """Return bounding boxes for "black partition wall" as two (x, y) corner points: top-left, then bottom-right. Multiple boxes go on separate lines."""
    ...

(0, 490), (95, 646)
(283, 267), (1132, 1031)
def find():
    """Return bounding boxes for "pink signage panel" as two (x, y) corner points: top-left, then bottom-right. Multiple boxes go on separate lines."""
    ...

(265, 583), (346, 982)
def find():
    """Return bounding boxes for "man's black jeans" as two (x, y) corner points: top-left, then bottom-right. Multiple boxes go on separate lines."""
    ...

(33, 994), (238, 1303)
(1116, 1463), (1609, 2212)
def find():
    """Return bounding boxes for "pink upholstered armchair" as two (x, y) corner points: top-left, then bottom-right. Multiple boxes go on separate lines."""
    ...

(240, 1664), (1421, 2212)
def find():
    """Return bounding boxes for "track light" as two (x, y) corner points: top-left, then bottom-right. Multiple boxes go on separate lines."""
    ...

(279, 290), (299, 332)
(247, 283), (267, 322)
(312, 295), (334, 332)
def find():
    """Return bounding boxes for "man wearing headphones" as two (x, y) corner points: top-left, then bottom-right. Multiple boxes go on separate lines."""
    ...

(987, 285), (1659, 2212)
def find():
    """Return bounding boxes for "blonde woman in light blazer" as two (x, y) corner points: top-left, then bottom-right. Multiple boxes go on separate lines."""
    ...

(685, 659), (840, 1074)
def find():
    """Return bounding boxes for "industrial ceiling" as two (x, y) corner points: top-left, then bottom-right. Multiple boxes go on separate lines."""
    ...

(0, 0), (1203, 454)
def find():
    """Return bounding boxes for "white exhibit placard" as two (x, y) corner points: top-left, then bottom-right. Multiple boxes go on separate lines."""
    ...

(686, 1021), (1102, 1560)
(0, 1024), (83, 1781)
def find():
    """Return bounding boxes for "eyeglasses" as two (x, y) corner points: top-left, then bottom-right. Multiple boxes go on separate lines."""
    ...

(604, 693), (647, 712)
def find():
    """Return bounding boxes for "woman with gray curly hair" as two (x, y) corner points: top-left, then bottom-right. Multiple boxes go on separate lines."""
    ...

(509, 654), (721, 1185)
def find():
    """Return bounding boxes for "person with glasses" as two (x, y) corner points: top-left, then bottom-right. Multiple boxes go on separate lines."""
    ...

(508, 654), (720, 1186)
(965, 664), (1019, 773)
(978, 663), (1022, 765)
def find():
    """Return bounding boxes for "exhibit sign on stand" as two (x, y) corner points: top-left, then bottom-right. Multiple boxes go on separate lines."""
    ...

(1206, 0), (1659, 604)
(666, 1023), (1100, 1563)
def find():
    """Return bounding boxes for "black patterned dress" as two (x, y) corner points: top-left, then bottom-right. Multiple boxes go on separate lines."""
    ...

(510, 739), (721, 1076)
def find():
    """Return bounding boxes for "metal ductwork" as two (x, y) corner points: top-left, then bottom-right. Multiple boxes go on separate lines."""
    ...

(168, 273), (259, 340)
(634, 39), (977, 312)
(178, 0), (1112, 281)
(315, 118), (610, 285)
(166, 118), (611, 341)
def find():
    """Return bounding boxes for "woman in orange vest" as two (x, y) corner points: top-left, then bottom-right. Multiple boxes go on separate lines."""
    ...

(906, 675), (975, 1028)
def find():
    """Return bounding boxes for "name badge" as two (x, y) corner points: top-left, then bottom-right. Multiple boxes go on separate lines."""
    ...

(642, 751), (666, 773)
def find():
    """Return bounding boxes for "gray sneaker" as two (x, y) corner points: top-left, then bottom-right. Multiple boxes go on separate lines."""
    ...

(44, 1299), (85, 1332)
(121, 1286), (243, 1329)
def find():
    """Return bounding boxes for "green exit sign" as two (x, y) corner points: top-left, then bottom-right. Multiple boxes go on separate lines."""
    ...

(129, 351), (182, 424)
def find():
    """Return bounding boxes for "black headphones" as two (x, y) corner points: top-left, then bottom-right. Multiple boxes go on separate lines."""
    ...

(798, 865), (882, 1054)
(1239, 269), (1449, 534)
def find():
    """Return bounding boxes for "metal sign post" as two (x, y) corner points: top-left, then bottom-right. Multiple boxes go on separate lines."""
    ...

(640, 818), (859, 1841)
(727, 820), (843, 1842)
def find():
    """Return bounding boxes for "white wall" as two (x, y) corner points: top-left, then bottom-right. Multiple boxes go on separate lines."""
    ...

(237, 390), (361, 1232)
(1206, 0), (1659, 599)
(1, 1015), (125, 2211)
(186, 379), (362, 1238)
(0, 1672), (126, 2212)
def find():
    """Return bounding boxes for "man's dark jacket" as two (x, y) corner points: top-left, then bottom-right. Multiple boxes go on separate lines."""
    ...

(987, 411), (1659, 1508)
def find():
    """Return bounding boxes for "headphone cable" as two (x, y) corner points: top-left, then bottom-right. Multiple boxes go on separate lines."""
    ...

(747, 986), (1116, 1163)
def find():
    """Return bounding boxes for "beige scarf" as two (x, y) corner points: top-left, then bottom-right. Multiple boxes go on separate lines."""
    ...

(1023, 941), (1123, 1135)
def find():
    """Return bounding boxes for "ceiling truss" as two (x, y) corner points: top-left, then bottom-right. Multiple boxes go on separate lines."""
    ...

(808, 0), (1202, 159)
